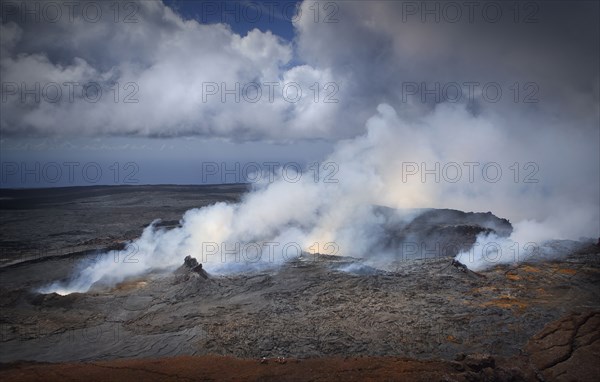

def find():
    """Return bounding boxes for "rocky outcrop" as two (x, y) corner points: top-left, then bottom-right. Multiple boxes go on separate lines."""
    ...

(182, 255), (208, 277)
(524, 311), (600, 382)
(375, 207), (513, 259)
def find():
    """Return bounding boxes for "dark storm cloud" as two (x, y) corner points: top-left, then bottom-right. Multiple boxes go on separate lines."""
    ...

(295, 1), (598, 127)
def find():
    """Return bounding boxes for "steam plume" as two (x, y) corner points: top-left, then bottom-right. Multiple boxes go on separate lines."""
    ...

(41, 103), (599, 294)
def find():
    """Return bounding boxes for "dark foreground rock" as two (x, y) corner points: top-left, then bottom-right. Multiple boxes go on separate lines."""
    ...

(1, 244), (598, 364)
(523, 311), (600, 381)
(1, 310), (597, 382)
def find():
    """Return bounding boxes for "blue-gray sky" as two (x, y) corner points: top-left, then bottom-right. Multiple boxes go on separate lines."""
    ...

(164, 0), (300, 40)
(0, 0), (598, 195)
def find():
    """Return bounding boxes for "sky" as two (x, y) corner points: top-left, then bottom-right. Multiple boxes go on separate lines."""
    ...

(0, 1), (599, 217)
(163, 0), (300, 40)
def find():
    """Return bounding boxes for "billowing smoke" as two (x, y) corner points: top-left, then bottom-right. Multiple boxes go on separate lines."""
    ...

(6, 1), (596, 294)
(41, 101), (599, 294)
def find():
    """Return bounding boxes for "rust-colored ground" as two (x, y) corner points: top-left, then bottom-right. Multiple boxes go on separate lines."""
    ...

(5, 311), (599, 382)
(0, 356), (470, 382)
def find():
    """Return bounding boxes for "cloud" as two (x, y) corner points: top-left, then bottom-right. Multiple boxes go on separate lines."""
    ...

(1, 0), (340, 139)
(2, 1), (598, 142)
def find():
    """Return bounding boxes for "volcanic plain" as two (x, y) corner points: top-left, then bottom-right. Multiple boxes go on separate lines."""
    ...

(1, 185), (598, 381)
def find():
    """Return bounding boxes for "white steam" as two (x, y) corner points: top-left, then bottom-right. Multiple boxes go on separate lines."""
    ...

(41, 103), (599, 294)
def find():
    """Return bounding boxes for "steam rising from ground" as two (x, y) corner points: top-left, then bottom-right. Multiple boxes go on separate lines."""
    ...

(41, 103), (599, 294)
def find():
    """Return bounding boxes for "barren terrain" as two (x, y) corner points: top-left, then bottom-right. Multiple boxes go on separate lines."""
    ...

(1, 185), (599, 381)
